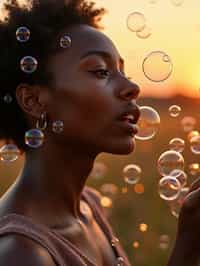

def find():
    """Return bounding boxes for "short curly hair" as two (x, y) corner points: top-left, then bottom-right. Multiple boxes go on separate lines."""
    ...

(0, 0), (105, 152)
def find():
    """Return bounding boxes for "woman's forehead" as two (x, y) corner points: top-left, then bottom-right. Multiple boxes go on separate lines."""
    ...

(60, 24), (121, 62)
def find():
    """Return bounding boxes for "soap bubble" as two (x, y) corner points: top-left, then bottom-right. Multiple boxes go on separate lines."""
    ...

(135, 106), (160, 140)
(188, 163), (199, 175)
(168, 105), (181, 117)
(20, 56), (38, 73)
(157, 150), (184, 176)
(25, 129), (44, 148)
(181, 116), (196, 132)
(136, 26), (152, 39)
(0, 144), (20, 163)
(100, 183), (118, 198)
(127, 12), (146, 32)
(16, 26), (30, 42)
(190, 135), (200, 154)
(188, 131), (199, 142)
(170, 169), (187, 187)
(169, 138), (185, 153)
(90, 161), (108, 179)
(169, 187), (189, 218)
(60, 35), (72, 48)
(142, 51), (173, 82)
(123, 164), (142, 185)
(158, 176), (181, 201)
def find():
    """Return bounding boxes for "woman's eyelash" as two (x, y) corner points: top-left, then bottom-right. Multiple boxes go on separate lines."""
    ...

(89, 69), (110, 78)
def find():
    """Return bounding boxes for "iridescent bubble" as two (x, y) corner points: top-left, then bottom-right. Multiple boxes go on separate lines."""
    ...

(90, 161), (108, 179)
(25, 129), (44, 148)
(60, 35), (72, 48)
(169, 187), (189, 218)
(168, 105), (181, 117)
(142, 51), (173, 82)
(126, 12), (146, 32)
(190, 135), (200, 154)
(123, 164), (142, 185)
(170, 169), (187, 187)
(181, 116), (196, 132)
(20, 56), (38, 73)
(169, 138), (185, 153)
(136, 26), (152, 39)
(158, 176), (181, 201)
(0, 144), (20, 163)
(3, 93), (13, 104)
(135, 106), (160, 140)
(100, 196), (113, 208)
(52, 120), (64, 133)
(188, 163), (199, 175)
(171, 0), (184, 6)
(16, 26), (30, 42)
(188, 130), (199, 142)
(157, 150), (184, 176)
(159, 235), (170, 250)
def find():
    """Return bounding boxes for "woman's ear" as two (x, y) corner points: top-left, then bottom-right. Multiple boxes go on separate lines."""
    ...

(15, 84), (49, 119)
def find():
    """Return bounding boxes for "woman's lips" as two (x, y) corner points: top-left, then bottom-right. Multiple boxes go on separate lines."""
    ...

(117, 119), (139, 136)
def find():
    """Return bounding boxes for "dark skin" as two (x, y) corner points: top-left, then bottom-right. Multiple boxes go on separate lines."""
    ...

(0, 24), (199, 266)
(0, 24), (140, 265)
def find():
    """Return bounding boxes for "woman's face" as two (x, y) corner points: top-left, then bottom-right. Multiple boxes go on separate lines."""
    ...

(46, 24), (140, 155)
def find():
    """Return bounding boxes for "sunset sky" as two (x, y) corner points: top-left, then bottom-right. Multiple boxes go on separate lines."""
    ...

(95, 0), (200, 98)
(1, 0), (200, 98)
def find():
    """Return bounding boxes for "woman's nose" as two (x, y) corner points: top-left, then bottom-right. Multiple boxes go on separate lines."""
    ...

(118, 80), (140, 101)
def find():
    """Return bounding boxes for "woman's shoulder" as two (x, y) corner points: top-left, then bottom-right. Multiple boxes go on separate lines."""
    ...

(0, 234), (56, 265)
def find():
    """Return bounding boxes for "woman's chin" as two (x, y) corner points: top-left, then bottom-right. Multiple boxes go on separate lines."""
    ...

(107, 137), (136, 155)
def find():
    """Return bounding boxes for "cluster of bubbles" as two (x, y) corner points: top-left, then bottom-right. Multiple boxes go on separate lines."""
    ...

(16, 26), (71, 74)
(126, 12), (152, 39)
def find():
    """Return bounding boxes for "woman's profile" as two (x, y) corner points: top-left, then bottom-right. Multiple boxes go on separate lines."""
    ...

(0, 0), (199, 265)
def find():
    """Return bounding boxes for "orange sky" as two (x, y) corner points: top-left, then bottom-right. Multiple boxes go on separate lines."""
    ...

(1, 0), (200, 98)
(95, 0), (200, 98)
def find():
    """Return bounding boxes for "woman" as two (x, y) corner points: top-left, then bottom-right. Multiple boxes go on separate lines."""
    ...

(0, 0), (199, 265)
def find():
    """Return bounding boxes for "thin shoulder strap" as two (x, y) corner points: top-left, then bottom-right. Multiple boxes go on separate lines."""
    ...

(0, 214), (82, 266)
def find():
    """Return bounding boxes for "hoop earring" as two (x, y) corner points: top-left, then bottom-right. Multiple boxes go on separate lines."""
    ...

(25, 112), (47, 148)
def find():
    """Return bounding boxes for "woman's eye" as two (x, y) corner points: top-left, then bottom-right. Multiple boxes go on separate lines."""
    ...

(89, 69), (110, 79)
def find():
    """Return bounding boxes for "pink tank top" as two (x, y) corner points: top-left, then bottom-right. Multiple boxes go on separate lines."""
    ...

(0, 186), (131, 266)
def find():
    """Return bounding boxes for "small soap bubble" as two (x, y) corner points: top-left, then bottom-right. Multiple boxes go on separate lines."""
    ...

(123, 164), (142, 185)
(171, 0), (184, 6)
(135, 106), (160, 140)
(90, 161), (108, 179)
(126, 12), (146, 32)
(142, 51), (173, 82)
(181, 116), (196, 132)
(16, 26), (30, 42)
(20, 56), (38, 73)
(158, 176), (181, 201)
(136, 26), (152, 39)
(25, 129), (44, 148)
(188, 131), (199, 142)
(188, 163), (199, 175)
(3, 93), (13, 104)
(133, 241), (140, 248)
(169, 138), (185, 153)
(170, 169), (187, 187)
(100, 196), (113, 208)
(139, 223), (148, 232)
(169, 187), (189, 218)
(60, 35), (72, 48)
(159, 235), (170, 250)
(190, 135), (200, 154)
(0, 144), (20, 163)
(169, 105), (181, 117)
(157, 150), (184, 176)
(52, 120), (64, 133)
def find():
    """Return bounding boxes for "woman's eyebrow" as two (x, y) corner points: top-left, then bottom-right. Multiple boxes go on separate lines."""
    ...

(80, 50), (124, 67)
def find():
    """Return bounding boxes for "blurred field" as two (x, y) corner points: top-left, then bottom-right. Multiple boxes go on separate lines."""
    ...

(0, 95), (199, 266)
